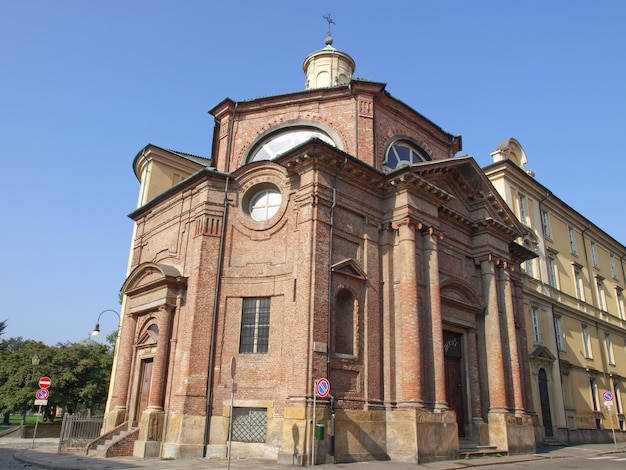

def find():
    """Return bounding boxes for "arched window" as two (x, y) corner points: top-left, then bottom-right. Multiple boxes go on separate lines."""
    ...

(335, 289), (355, 355)
(248, 127), (335, 162)
(383, 140), (430, 172)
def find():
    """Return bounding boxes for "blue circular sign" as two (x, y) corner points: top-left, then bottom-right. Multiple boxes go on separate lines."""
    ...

(603, 391), (614, 401)
(316, 378), (330, 397)
(36, 389), (49, 400)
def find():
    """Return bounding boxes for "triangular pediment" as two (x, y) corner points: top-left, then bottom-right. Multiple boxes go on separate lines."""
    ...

(529, 345), (556, 363)
(332, 259), (366, 280)
(408, 157), (526, 239)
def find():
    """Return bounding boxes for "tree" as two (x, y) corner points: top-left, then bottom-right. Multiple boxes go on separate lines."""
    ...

(46, 341), (113, 417)
(0, 319), (6, 339)
(0, 338), (113, 422)
(0, 338), (50, 423)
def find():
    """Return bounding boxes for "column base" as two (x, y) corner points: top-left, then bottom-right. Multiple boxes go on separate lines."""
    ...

(134, 408), (165, 458)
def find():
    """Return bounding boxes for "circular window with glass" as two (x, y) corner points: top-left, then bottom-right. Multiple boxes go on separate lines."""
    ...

(244, 184), (283, 222)
(383, 141), (430, 172)
(249, 127), (335, 162)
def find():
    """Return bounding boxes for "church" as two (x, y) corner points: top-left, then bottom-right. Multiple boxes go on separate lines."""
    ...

(101, 30), (538, 464)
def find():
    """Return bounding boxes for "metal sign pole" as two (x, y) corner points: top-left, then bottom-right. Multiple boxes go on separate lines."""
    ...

(608, 404), (617, 450)
(227, 357), (236, 470)
(227, 376), (234, 470)
(31, 405), (42, 448)
(310, 379), (317, 466)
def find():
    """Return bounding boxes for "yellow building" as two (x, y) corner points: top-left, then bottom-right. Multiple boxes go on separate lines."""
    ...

(484, 138), (626, 445)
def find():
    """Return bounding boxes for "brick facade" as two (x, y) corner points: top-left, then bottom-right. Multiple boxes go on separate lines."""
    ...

(105, 49), (538, 464)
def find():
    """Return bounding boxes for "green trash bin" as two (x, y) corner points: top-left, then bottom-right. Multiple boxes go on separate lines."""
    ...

(315, 423), (325, 440)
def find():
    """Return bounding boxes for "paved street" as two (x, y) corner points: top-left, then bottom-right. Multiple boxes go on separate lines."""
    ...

(2, 433), (626, 470)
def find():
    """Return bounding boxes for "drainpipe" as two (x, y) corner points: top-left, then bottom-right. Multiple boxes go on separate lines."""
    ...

(326, 154), (347, 466)
(203, 102), (237, 457)
(327, 155), (347, 377)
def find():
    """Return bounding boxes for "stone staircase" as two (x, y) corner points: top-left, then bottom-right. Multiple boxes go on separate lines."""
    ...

(459, 438), (504, 459)
(85, 422), (138, 458)
(542, 436), (565, 447)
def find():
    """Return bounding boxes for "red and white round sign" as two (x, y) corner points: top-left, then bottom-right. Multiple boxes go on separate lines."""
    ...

(38, 377), (51, 389)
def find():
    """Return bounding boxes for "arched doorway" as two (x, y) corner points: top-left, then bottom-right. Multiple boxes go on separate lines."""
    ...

(538, 368), (553, 437)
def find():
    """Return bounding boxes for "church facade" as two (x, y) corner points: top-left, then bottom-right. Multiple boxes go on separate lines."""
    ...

(103, 38), (537, 464)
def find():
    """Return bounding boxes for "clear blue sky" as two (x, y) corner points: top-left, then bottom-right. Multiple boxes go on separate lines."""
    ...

(1, 1), (624, 345)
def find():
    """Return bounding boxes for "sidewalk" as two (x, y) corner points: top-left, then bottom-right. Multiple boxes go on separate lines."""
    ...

(3, 436), (626, 470)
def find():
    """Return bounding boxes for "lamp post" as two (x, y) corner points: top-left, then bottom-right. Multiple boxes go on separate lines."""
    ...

(91, 310), (120, 338)
(22, 354), (41, 425)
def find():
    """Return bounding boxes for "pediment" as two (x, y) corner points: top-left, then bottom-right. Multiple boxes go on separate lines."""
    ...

(529, 345), (556, 363)
(332, 259), (366, 280)
(121, 262), (187, 315)
(440, 279), (484, 313)
(122, 262), (185, 296)
(409, 157), (526, 239)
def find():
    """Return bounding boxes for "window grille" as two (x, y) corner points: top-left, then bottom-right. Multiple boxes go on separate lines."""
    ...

(240, 298), (270, 354)
(231, 407), (267, 443)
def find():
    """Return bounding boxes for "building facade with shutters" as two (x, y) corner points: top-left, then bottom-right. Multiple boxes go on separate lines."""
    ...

(484, 138), (626, 445)
(103, 39), (538, 464)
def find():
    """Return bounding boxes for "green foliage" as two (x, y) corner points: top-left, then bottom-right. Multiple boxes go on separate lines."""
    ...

(0, 319), (6, 339)
(0, 337), (113, 419)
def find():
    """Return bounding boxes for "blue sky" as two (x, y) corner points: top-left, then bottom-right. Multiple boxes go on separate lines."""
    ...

(1, 1), (625, 345)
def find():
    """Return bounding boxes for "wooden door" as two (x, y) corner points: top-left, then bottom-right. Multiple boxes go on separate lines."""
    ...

(444, 331), (465, 437)
(135, 358), (153, 424)
(538, 368), (553, 437)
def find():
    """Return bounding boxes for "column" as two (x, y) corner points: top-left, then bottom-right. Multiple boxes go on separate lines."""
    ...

(148, 307), (173, 409)
(480, 258), (507, 412)
(498, 264), (524, 416)
(467, 328), (483, 422)
(423, 228), (447, 410)
(112, 313), (137, 411)
(395, 219), (424, 406)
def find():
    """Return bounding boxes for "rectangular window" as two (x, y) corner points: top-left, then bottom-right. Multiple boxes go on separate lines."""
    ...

(574, 266), (585, 301)
(554, 316), (565, 351)
(231, 407), (267, 443)
(239, 297), (270, 354)
(518, 194), (527, 221)
(530, 306), (542, 344)
(614, 382), (623, 414)
(610, 255), (619, 281)
(617, 289), (625, 320)
(596, 278), (607, 311)
(541, 210), (552, 239)
(591, 242), (599, 269)
(582, 324), (592, 358)
(548, 256), (559, 288)
(518, 194), (530, 225)
(524, 252), (535, 278)
(606, 333), (615, 365)
(590, 378), (599, 412)
(568, 226), (577, 255)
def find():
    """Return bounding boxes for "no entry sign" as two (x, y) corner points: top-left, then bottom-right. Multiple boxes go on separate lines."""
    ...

(38, 377), (51, 389)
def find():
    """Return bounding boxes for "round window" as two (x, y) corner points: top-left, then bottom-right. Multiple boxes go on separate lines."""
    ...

(248, 187), (282, 222)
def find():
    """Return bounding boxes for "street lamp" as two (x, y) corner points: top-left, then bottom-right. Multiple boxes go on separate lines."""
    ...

(22, 354), (41, 425)
(91, 309), (120, 337)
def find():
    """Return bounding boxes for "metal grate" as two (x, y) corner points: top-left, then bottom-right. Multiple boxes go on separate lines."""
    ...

(231, 407), (267, 443)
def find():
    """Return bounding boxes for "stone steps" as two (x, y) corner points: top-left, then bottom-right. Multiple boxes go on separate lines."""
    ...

(459, 439), (504, 459)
